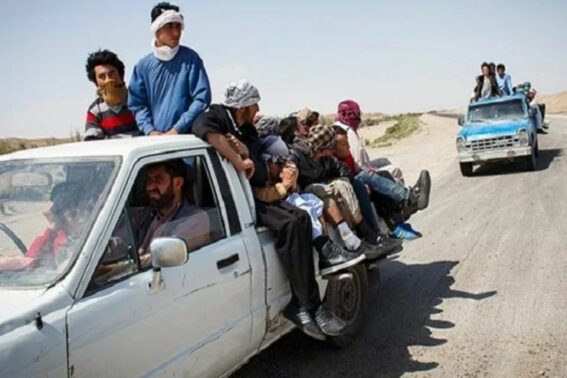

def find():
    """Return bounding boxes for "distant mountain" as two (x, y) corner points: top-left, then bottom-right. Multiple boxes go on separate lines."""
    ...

(0, 137), (72, 155)
(536, 91), (567, 114)
(432, 91), (567, 117)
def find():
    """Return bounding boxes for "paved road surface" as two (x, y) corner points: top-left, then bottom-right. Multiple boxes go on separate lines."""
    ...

(234, 117), (567, 378)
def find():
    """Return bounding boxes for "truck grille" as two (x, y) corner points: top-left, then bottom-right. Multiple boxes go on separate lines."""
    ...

(466, 135), (519, 152)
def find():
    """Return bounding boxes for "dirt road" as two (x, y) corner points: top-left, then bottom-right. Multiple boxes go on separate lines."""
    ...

(234, 115), (567, 377)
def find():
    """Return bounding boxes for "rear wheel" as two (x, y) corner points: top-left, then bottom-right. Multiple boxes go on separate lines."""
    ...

(325, 265), (368, 348)
(460, 162), (474, 176)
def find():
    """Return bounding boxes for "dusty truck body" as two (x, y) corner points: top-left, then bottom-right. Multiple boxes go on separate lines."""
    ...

(456, 93), (539, 176)
(0, 137), (368, 377)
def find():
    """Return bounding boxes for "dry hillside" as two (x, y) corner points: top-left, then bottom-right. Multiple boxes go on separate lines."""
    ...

(435, 91), (567, 117)
(536, 91), (567, 114)
(0, 137), (74, 155)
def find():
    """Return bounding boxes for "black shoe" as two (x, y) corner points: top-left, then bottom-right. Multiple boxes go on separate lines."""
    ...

(537, 129), (548, 134)
(319, 240), (366, 276)
(283, 306), (326, 341)
(360, 235), (403, 261)
(314, 306), (346, 336)
(406, 170), (431, 214)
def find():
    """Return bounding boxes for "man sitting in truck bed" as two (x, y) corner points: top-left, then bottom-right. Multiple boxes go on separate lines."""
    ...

(333, 126), (431, 240)
(527, 89), (546, 134)
(473, 62), (502, 101)
(253, 134), (366, 277)
(192, 79), (347, 341)
(289, 124), (403, 259)
(496, 63), (514, 96)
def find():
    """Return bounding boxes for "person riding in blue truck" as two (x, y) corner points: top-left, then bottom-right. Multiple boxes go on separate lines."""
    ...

(456, 92), (539, 176)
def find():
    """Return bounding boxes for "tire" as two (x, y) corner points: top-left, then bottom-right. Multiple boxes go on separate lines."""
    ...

(459, 162), (473, 177)
(524, 143), (537, 171)
(325, 265), (368, 348)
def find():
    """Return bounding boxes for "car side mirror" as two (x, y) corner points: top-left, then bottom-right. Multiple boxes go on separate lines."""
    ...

(458, 116), (465, 126)
(147, 237), (188, 294)
(150, 237), (188, 268)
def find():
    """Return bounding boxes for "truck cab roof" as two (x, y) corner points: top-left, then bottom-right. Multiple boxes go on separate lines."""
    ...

(471, 93), (526, 106)
(0, 135), (209, 162)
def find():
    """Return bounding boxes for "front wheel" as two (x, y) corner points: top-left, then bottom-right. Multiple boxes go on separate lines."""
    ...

(325, 265), (368, 348)
(524, 143), (537, 171)
(460, 162), (474, 177)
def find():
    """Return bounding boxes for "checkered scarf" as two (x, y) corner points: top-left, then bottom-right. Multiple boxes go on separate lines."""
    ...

(308, 125), (336, 151)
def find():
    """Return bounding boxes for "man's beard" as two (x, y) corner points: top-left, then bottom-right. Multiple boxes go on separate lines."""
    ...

(148, 185), (175, 209)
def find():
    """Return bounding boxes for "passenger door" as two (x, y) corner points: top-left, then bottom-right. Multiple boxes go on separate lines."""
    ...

(66, 151), (254, 378)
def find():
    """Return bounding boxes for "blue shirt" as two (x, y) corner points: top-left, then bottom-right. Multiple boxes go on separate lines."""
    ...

(496, 73), (513, 96)
(128, 46), (211, 134)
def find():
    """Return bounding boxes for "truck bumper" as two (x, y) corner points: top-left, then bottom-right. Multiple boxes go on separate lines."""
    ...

(458, 146), (532, 163)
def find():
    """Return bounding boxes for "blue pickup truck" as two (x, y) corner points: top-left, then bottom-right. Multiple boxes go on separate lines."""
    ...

(456, 93), (538, 176)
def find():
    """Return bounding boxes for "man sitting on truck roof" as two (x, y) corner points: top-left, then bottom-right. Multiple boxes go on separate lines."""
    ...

(473, 62), (502, 101)
(496, 63), (514, 96)
(83, 50), (139, 140)
(128, 2), (211, 135)
(192, 79), (347, 341)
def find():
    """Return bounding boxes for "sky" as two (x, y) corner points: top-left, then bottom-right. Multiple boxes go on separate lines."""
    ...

(0, 0), (566, 138)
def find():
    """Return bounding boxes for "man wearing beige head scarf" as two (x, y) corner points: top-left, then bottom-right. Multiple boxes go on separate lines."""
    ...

(84, 50), (139, 140)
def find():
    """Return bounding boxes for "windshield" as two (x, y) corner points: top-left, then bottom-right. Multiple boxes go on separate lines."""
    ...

(467, 100), (525, 124)
(0, 158), (119, 287)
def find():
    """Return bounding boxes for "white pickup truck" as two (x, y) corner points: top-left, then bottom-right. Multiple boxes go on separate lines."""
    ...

(0, 136), (372, 377)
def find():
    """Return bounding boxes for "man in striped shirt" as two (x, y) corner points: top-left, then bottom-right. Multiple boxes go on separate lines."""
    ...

(84, 50), (139, 140)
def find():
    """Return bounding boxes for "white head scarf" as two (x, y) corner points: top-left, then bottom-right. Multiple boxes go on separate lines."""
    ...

(151, 10), (185, 61)
(224, 79), (261, 109)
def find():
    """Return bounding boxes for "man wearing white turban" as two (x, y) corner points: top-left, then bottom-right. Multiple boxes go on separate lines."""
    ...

(129, 2), (211, 135)
(192, 79), (349, 341)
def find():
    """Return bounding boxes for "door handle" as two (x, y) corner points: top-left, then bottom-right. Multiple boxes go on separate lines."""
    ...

(217, 254), (239, 270)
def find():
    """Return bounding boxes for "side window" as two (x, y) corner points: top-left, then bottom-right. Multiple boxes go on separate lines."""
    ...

(86, 155), (227, 292)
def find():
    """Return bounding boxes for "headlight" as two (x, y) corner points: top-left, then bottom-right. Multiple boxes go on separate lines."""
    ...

(518, 129), (529, 146)
(456, 137), (467, 153)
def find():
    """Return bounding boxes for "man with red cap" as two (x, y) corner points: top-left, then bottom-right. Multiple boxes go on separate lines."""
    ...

(334, 99), (402, 175)
(333, 100), (432, 240)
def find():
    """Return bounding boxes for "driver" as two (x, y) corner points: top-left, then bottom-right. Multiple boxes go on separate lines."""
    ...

(134, 160), (211, 269)
(0, 182), (88, 271)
